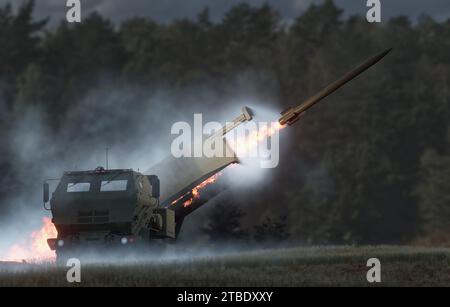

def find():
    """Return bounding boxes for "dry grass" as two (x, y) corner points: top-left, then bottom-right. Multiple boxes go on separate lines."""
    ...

(1, 245), (450, 286)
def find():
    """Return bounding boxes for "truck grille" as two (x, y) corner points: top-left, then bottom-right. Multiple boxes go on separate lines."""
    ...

(77, 210), (110, 223)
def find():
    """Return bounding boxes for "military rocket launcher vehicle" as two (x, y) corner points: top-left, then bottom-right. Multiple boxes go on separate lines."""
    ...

(44, 107), (252, 259)
(44, 50), (390, 260)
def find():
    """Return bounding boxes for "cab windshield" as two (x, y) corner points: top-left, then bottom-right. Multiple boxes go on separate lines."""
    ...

(58, 172), (133, 195)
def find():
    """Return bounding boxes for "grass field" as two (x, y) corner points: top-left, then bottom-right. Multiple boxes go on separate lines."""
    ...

(1, 245), (450, 286)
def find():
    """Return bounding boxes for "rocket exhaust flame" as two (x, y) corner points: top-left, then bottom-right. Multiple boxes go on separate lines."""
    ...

(173, 121), (286, 208)
(2, 217), (57, 263)
(227, 121), (285, 156)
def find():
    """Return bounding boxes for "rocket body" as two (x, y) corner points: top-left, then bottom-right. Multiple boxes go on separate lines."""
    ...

(278, 49), (392, 126)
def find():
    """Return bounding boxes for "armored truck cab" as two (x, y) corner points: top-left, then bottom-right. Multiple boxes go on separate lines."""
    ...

(46, 167), (175, 256)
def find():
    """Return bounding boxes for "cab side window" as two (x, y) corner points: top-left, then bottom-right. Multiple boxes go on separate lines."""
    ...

(100, 180), (128, 192)
(67, 182), (90, 192)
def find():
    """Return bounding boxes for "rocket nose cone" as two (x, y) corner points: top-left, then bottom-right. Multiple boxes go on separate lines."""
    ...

(381, 48), (393, 57)
(362, 48), (392, 71)
(374, 48), (393, 62)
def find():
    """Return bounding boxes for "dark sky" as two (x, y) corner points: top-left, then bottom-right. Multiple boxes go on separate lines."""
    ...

(1, 0), (449, 24)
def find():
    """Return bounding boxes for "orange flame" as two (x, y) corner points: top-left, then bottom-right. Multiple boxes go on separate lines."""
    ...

(171, 173), (222, 208)
(3, 217), (57, 263)
(183, 173), (221, 207)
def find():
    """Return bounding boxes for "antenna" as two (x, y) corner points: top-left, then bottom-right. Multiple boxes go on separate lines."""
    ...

(105, 147), (109, 170)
